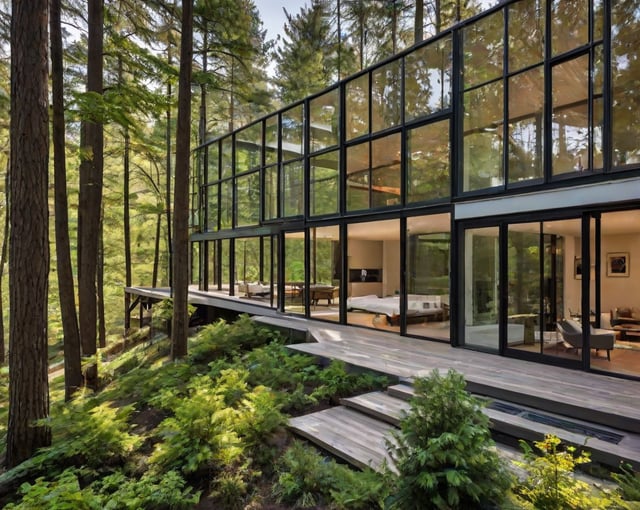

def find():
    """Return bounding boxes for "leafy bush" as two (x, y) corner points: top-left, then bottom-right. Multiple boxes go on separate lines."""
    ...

(310, 360), (389, 404)
(613, 463), (640, 503)
(514, 434), (626, 509)
(386, 369), (513, 509)
(272, 440), (340, 508)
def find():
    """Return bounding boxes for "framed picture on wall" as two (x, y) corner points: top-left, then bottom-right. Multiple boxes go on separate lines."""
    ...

(574, 257), (582, 279)
(607, 252), (629, 277)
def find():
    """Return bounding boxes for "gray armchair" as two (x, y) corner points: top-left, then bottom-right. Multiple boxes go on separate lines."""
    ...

(557, 319), (614, 361)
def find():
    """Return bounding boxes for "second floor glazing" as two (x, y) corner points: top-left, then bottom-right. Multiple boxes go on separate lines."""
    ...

(194, 0), (640, 234)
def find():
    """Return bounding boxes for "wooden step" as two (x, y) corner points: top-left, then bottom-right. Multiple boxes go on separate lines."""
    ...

(382, 384), (640, 470)
(340, 391), (408, 426)
(288, 406), (397, 472)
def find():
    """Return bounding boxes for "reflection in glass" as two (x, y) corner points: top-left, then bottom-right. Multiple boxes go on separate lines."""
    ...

(346, 74), (369, 140)
(310, 150), (339, 216)
(371, 60), (402, 133)
(284, 232), (306, 314)
(221, 137), (233, 179)
(310, 88), (339, 152)
(551, 0), (588, 56)
(235, 122), (262, 172)
(612, 1), (640, 167)
(282, 160), (304, 217)
(264, 166), (278, 220)
(463, 81), (504, 191)
(235, 237), (261, 286)
(265, 115), (278, 166)
(463, 10), (503, 89)
(310, 226), (341, 322)
(406, 214), (451, 341)
(407, 120), (450, 203)
(404, 36), (452, 121)
(552, 55), (589, 175)
(206, 142), (219, 183)
(508, 67), (544, 183)
(371, 133), (401, 208)
(220, 180), (233, 230)
(206, 184), (218, 232)
(508, 0), (544, 72)
(281, 104), (304, 161)
(464, 227), (500, 351)
(235, 171), (260, 227)
(346, 142), (370, 212)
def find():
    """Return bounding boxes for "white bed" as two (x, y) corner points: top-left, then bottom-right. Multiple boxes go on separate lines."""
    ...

(347, 294), (448, 325)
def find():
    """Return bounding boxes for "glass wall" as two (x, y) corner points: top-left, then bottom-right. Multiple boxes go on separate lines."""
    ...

(309, 226), (341, 322)
(406, 214), (451, 340)
(283, 232), (306, 314)
(406, 120), (450, 203)
(463, 227), (500, 350)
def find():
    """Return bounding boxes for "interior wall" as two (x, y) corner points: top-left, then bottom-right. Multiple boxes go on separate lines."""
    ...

(600, 233), (640, 313)
(383, 240), (401, 296)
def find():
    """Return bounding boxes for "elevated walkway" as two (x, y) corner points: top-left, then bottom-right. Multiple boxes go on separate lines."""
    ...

(254, 315), (640, 471)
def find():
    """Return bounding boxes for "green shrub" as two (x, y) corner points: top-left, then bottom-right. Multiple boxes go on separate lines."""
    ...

(330, 467), (389, 509)
(272, 440), (340, 507)
(613, 463), (640, 503)
(514, 434), (626, 509)
(386, 369), (513, 509)
(310, 360), (389, 404)
(92, 470), (200, 509)
(4, 468), (99, 510)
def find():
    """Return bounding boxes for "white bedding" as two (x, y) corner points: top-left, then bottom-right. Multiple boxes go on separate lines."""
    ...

(347, 294), (447, 318)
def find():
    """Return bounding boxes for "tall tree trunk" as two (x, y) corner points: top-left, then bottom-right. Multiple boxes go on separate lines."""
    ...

(415, 0), (424, 43)
(171, 0), (193, 360)
(7, 0), (51, 467)
(0, 167), (8, 365)
(153, 213), (161, 288)
(98, 211), (106, 348)
(51, 0), (82, 400)
(165, 44), (173, 288)
(122, 56), (132, 334)
(78, 0), (104, 389)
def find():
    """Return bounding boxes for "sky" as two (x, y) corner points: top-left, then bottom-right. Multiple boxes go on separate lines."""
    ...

(254, 0), (310, 43)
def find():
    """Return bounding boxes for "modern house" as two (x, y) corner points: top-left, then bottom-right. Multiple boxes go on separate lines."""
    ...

(188, 0), (640, 380)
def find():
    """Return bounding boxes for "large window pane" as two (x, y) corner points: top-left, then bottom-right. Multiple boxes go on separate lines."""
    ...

(407, 120), (450, 203)
(508, 0), (545, 72)
(612, 1), (640, 167)
(551, 55), (589, 175)
(206, 142), (219, 183)
(282, 105), (304, 162)
(220, 180), (233, 230)
(309, 225), (341, 322)
(310, 89), (339, 152)
(310, 150), (339, 216)
(371, 133), (401, 208)
(405, 36), (452, 120)
(406, 214), (451, 341)
(371, 59), (402, 133)
(235, 123), (262, 172)
(221, 137), (233, 179)
(508, 67), (544, 183)
(282, 160), (304, 217)
(264, 166), (278, 220)
(284, 232), (306, 314)
(463, 81), (504, 191)
(265, 115), (278, 165)
(464, 227), (500, 350)
(235, 171), (260, 227)
(346, 73), (369, 140)
(551, 0), (588, 56)
(346, 142), (370, 212)
(206, 183), (218, 232)
(463, 10), (503, 89)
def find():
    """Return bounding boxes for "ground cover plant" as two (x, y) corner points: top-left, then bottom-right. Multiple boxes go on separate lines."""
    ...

(0, 315), (639, 508)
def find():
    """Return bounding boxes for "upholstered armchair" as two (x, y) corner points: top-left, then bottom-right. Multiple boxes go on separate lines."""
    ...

(557, 319), (614, 361)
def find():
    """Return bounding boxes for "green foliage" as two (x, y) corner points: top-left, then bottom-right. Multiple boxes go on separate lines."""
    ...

(149, 374), (244, 474)
(386, 369), (513, 509)
(4, 468), (99, 510)
(613, 464), (640, 502)
(310, 360), (390, 403)
(330, 467), (390, 510)
(514, 434), (627, 509)
(91, 470), (200, 509)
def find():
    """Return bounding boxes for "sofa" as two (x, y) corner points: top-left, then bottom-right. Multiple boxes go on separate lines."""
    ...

(237, 281), (271, 298)
(610, 307), (640, 327)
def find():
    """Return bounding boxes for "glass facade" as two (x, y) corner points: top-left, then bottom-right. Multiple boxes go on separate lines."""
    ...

(191, 1), (640, 378)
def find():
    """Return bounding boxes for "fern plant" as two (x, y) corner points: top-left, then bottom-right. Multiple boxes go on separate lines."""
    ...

(386, 369), (513, 509)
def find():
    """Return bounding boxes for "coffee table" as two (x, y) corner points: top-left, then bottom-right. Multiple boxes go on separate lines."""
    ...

(613, 324), (640, 341)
